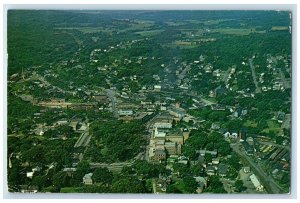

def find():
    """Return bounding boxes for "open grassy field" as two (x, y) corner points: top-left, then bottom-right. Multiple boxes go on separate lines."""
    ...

(165, 21), (188, 26)
(244, 120), (258, 128)
(261, 120), (282, 134)
(271, 26), (289, 31)
(211, 28), (266, 35)
(162, 41), (198, 49)
(202, 19), (233, 25)
(186, 19), (233, 25)
(172, 41), (198, 49)
(135, 29), (164, 37)
(121, 20), (155, 32)
(55, 27), (113, 34)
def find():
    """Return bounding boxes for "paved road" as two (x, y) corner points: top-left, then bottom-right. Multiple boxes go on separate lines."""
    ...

(223, 67), (232, 87)
(231, 143), (283, 194)
(152, 179), (157, 194)
(74, 131), (91, 148)
(9, 153), (13, 168)
(200, 97), (216, 106)
(106, 89), (117, 117)
(282, 113), (291, 130)
(74, 125), (91, 148)
(178, 64), (191, 81)
(249, 59), (261, 93)
(146, 112), (161, 130)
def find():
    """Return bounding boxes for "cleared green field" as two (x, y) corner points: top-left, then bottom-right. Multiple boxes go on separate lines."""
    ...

(165, 21), (188, 26)
(121, 20), (155, 32)
(212, 28), (266, 35)
(244, 120), (257, 128)
(261, 120), (282, 134)
(202, 19), (233, 25)
(55, 27), (113, 34)
(167, 41), (198, 49)
(271, 26), (289, 31)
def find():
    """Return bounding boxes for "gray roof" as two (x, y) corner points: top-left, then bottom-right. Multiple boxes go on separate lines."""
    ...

(219, 164), (228, 174)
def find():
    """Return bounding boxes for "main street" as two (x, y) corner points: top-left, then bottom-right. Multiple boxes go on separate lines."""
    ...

(106, 89), (118, 117)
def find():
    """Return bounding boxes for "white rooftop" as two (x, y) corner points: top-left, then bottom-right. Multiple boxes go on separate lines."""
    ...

(250, 174), (262, 188)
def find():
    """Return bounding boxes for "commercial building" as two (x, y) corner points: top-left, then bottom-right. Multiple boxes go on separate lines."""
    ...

(153, 149), (166, 161)
(249, 174), (264, 191)
(153, 121), (172, 129)
(118, 109), (134, 116)
(154, 128), (166, 140)
(166, 134), (184, 145)
(165, 142), (177, 155)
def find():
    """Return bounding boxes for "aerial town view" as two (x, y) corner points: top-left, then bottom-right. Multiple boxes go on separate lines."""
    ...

(7, 10), (291, 194)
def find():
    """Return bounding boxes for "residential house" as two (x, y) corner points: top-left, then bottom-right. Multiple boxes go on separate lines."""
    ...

(206, 165), (215, 176)
(212, 158), (220, 165)
(63, 168), (77, 177)
(198, 155), (206, 167)
(239, 128), (247, 142)
(194, 176), (207, 193)
(83, 173), (93, 185)
(197, 149), (218, 157)
(154, 85), (161, 91)
(211, 123), (221, 130)
(211, 104), (226, 111)
(218, 164), (228, 177)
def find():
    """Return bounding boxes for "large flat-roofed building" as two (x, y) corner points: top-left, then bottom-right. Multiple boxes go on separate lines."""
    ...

(154, 128), (166, 140)
(165, 142), (177, 155)
(166, 134), (184, 145)
(154, 121), (172, 129)
(118, 109), (134, 116)
(168, 108), (185, 119)
(153, 149), (166, 161)
(249, 174), (264, 191)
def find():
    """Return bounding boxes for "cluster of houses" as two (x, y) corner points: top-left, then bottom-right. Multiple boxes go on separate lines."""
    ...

(195, 149), (229, 178)
(30, 116), (88, 139)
